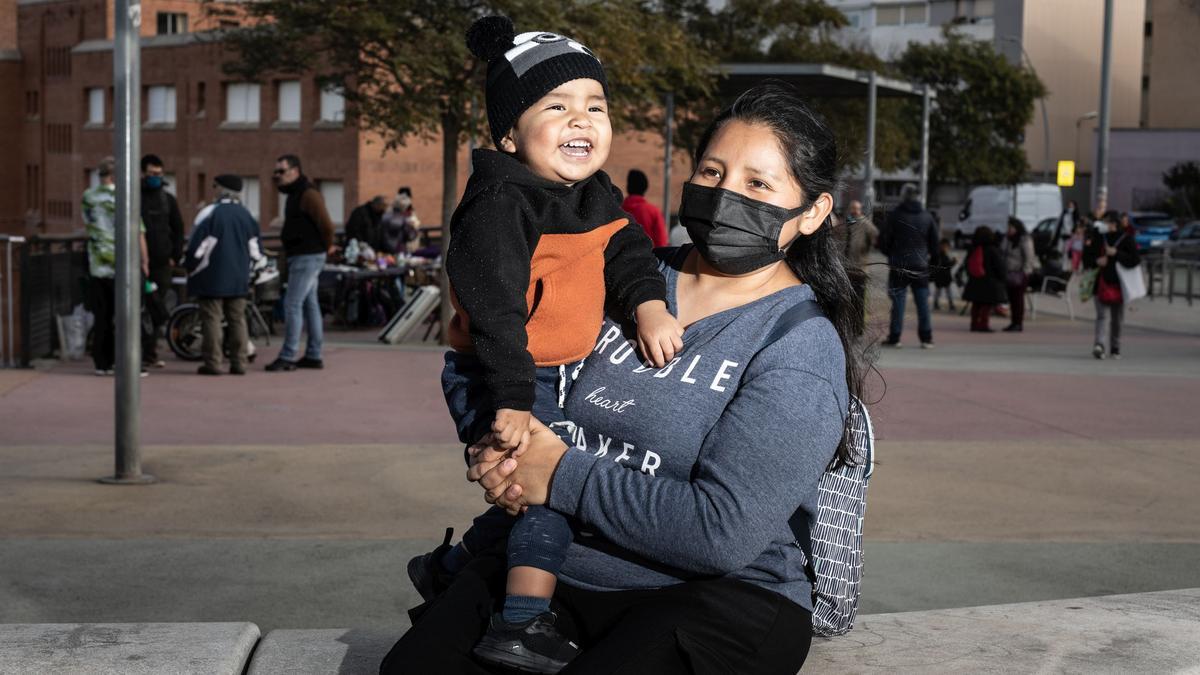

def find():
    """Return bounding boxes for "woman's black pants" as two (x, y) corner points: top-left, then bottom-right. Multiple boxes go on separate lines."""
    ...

(379, 548), (813, 674)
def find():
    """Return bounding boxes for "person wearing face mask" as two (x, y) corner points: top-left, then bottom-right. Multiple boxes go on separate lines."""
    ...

(1083, 210), (1140, 360)
(139, 154), (184, 368)
(379, 187), (421, 254)
(384, 82), (869, 675)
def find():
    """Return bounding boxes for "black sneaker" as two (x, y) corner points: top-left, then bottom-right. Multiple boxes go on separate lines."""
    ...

(197, 364), (221, 376)
(295, 357), (324, 369)
(407, 527), (455, 603)
(473, 611), (580, 674)
(265, 358), (297, 372)
(229, 364), (246, 376)
(882, 338), (902, 348)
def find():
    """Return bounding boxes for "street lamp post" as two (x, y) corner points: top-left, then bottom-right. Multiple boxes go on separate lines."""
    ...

(1003, 36), (1050, 183)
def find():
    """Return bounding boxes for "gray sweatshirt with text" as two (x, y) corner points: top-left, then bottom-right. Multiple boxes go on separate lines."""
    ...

(547, 246), (848, 611)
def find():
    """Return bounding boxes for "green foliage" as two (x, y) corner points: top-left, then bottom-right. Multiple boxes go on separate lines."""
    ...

(1162, 161), (1200, 218)
(896, 29), (1046, 187)
(214, 0), (716, 225)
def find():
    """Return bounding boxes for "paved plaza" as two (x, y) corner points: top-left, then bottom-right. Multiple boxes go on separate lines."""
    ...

(1, 285), (1198, 638)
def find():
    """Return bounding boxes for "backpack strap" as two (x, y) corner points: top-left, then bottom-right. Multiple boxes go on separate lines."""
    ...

(761, 299), (824, 351)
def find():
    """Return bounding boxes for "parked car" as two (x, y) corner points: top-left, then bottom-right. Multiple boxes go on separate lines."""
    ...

(1031, 216), (1064, 261)
(1128, 211), (1177, 250)
(954, 183), (1062, 248)
(1166, 221), (1200, 248)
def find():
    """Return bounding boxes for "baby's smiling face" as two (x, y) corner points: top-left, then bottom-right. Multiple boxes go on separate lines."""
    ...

(500, 78), (612, 186)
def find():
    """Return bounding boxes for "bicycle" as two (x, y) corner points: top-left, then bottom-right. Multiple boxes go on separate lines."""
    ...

(166, 263), (280, 362)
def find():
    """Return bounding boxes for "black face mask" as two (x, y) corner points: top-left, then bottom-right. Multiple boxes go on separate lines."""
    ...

(680, 183), (808, 275)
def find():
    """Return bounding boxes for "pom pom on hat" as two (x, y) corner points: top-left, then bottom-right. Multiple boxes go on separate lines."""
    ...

(466, 15), (515, 62)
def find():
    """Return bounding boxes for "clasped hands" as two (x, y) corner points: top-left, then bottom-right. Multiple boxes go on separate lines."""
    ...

(467, 415), (569, 516)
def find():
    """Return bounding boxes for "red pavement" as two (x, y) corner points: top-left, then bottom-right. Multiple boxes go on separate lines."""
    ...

(1, 316), (1195, 446)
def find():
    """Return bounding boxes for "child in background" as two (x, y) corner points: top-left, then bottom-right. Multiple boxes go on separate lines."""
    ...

(1068, 221), (1087, 272)
(408, 16), (683, 674)
(931, 238), (957, 311)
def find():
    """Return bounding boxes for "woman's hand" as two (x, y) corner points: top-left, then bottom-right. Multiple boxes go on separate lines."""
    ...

(467, 418), (569, 515)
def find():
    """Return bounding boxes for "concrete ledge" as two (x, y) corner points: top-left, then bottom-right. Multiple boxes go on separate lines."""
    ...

(0, 622), (260, 675)
(4, 590), (1198, 673)
(807, 588), (1200, 673)
(247, 628), (398, 675)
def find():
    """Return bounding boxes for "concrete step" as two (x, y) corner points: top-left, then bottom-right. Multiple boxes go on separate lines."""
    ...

(0, 622), (259, 675)
(3, 590), (1198, 674)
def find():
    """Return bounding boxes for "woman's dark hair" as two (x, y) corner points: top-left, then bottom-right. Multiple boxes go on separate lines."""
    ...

(1007, 217), (1026, 239)
(693, 82), (868, 469)
(974, 226), (995, 246)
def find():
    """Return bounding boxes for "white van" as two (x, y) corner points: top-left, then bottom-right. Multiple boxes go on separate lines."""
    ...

(953, 183), (1063, 247)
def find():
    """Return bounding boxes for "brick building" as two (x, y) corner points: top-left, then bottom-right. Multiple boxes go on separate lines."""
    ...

(3, 0), (688, 239)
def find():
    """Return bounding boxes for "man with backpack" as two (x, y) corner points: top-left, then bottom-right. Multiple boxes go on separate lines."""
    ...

(879, 184), (939, 348)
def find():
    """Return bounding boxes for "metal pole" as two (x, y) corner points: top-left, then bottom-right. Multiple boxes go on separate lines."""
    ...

(102, 0), (153, 485)
(663, 92), (674, 221)
(5, 237), (23, 367)
(919, 86), (931, 207)
(1094, 0), (1114, 208)
(864, 71), (877, 208)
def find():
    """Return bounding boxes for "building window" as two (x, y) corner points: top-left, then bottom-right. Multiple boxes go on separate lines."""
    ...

(196, 82), (206, 116)
(197, 172), (207, 202)
(902, 3), (927, 25)
(156, 12), (188, 35)
(277, 80), (301, 123)
(225, 83), (261, 124)
(876, 6), (902, 25)
(87, 87), (105, 125)
(319, 86), (345, 124)
(240, 177), (262, 220)
(844, 10), (862, 28)
(971, 0), (993, 21)
(147, 85), (177, 124)
(318, 180), (345, 225)
(25, 90), (39, 117)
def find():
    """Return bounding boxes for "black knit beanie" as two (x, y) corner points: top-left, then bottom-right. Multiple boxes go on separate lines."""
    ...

(466, 16), (609, 149)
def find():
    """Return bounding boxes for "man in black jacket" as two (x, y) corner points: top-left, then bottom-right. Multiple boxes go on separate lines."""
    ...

(879, 184), (939, 348)
(344, 195), (387, 251)
(140, 154), (184, 367)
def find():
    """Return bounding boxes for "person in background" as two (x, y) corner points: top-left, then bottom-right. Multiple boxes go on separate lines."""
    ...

(931, 238), (957, 311)
(621, 169), (668, 247)
(84, 156), (149, 376)
(1084, 210), (1140, 360)
(879, 183), (939, 348)
(185, 175), (263, 376)
(266, 154), (334, 372)
(380, 187), (421, 254)
(345, 195), (388, 251)
(1067, 220), (1087, 272)
(139, 154), (184, 369)
(1000, 217), (1036, 332)
(843, 199), (878, 268)
(962, 226), (1007, 333)
(1055, 200), (1079, 255)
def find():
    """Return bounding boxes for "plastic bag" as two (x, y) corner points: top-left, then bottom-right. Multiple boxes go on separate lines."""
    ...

(59, 304), (94, 360)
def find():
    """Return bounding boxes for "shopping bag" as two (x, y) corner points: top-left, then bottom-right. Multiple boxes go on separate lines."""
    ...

(1078, 268), (1098, 303)
(1115, 262), (1146, 303)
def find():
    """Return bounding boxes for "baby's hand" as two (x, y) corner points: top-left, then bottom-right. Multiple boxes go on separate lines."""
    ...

(492, 408), (532, 452)
(634, 300), (684, 368)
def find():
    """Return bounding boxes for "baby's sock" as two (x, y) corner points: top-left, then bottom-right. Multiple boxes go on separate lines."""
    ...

(441, 543), (472, 574)
(502, 595), (551, 625)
